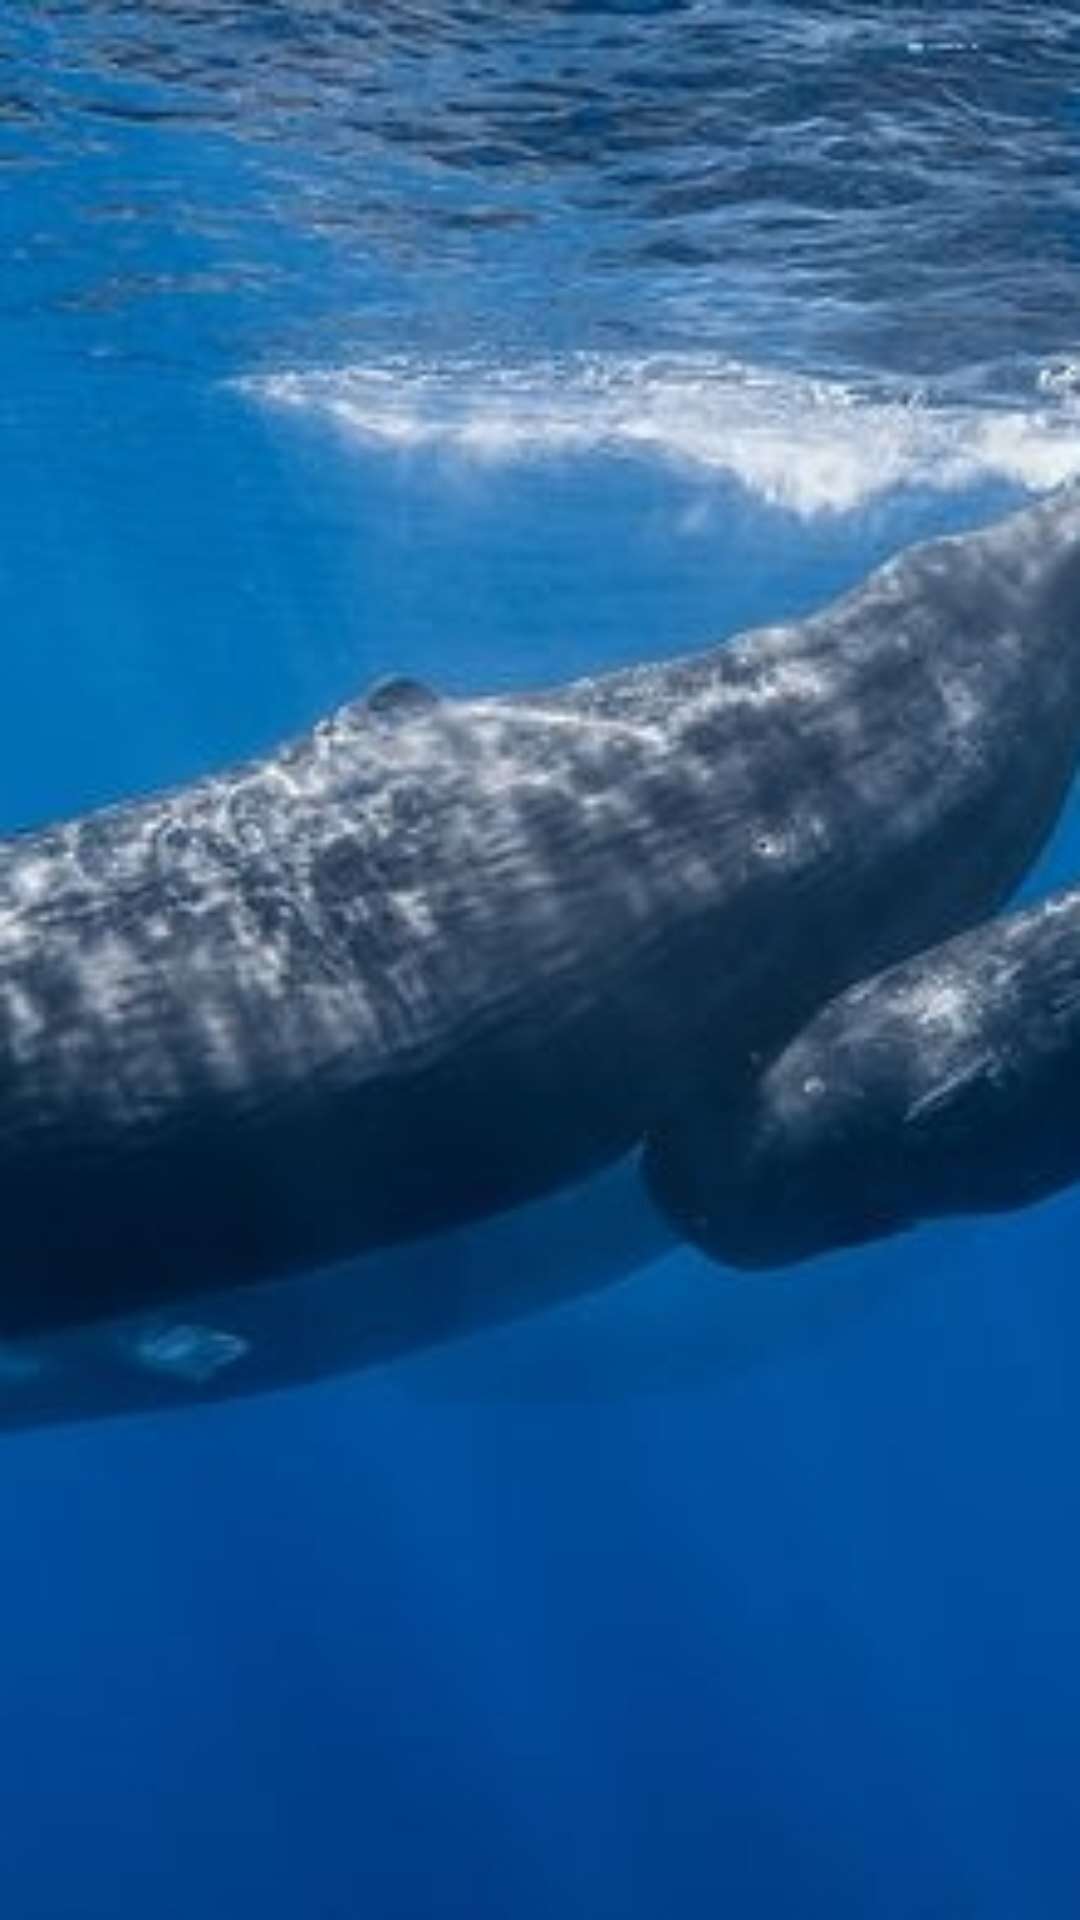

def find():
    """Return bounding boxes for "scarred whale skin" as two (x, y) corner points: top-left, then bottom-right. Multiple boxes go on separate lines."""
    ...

(647, 884), (1080, 1270)
(3, 488), (1080, 1343)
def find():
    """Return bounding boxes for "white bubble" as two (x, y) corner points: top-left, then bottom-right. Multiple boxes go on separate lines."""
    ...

(236, 351), (1080, 519)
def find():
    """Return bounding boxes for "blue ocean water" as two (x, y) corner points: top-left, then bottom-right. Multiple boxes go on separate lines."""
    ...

(4, 3), (1080, 1913)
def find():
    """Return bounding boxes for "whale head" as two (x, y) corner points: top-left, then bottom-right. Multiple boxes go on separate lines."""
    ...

(643, 1033), (923, 1271)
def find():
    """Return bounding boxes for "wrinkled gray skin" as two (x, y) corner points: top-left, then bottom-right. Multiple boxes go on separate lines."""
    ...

(2, 488), (1080, 1373)
(650, 886), (1080, 1269)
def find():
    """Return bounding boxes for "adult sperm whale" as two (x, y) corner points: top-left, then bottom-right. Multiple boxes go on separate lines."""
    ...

(2, 487), (1080, 1350)
(647, 883), (1080, 1270)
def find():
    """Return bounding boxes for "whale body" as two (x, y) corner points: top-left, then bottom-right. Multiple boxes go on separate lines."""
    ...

(648, 884), (1080, 1269)
(1, 489), (1080, 1371)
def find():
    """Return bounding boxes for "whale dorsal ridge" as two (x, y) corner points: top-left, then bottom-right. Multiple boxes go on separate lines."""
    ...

(365, 676), (442, 724)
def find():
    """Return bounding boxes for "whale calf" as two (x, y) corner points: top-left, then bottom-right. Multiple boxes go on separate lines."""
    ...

(0, 490), (1080, 1368)
(647, 884), (1080, 1270)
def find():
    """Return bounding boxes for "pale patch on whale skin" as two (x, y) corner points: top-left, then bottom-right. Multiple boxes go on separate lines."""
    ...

(895, 973), (977, 1039)
(128, 1323), (250, 1387)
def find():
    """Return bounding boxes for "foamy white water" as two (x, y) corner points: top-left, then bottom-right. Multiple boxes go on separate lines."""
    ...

(241, 354), (1080, 518)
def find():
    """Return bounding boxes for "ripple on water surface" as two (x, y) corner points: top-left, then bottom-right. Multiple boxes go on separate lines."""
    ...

(1, 3), (1079, 384)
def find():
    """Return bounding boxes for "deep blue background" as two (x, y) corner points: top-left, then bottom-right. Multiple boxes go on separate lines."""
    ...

(5, 4), (1080, 1915)
(2, 349), (1080, 1920)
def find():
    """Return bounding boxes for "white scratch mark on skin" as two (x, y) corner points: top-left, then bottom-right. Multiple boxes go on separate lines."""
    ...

(904, 1056), (995, 1126)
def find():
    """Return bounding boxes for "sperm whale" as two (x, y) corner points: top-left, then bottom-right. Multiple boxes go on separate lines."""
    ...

(1, 487), (1080, 1364)
(646, 883), (1080, 1270)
